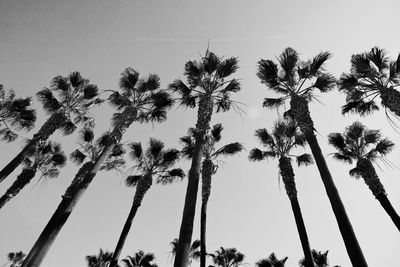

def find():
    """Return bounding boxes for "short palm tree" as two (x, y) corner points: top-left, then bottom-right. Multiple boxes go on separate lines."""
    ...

(180, 124), (243, 267)
(170, 238), (201, 266)
(6, 251), (26, 267)
(339, 47), (400, 120)
(169, 50), (241, 267)
(86, 249), (113, 267)
(109, 139), (185, 267)
(257, 48), (367, 266)
(21, 68), (173, 267)
(0, 84), (36, 142)
(0, 72), (100, 183)
(121, 250), (158, 267)
(249, 119), (314, 267)
(256, 253), (288, 267)
(0, 141), (66, 209)
(208, 247), (245, 267)
(328, 121), (400, 231)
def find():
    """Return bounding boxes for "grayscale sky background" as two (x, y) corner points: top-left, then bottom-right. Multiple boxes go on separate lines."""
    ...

(1, 0), (399, 266)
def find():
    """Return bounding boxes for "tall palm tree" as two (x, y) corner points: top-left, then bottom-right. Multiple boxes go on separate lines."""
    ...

(0, 72), (100, 183)
(180, 124), (243, 267)
(6, 251), (26, 267)
(208, 247), (245, 267)
(0, 141), (66, 209)
(86, 249), (113, 267)
(300, 250), (331, 267)
(339, 47), (400, 120)
(21, 68), (173, 267)
(121, 250), (158, 267)
(249, 119), (314, 267)
(256, 47), (367, 266)
(169, 50), (241, 267)
(328, 121), (400, 231)
(256, 253), (288, 267)
(109, 139), (185, 267)
(170, 238), (201, 266)
(0, 84), (36, 142)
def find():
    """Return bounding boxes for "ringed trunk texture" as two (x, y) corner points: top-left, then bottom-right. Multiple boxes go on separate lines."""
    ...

(109, 174), (153, 267)
(279, 157), (313, 267)
(21, 144), (114, 267)
(174, 95), (213, 267)
(0, 167), (37, 209)
(357, 159), (400, 231)
(380, 87), (400, 117)
(0, 112), (68, 184)
(200, 159), (213, 267)
(290, 95), (368, 266)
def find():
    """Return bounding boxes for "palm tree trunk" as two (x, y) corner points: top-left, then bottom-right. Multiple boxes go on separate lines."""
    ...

(200, 159), (213, 267)
(174, 95), (213, 267)
(0, 112), (68, 184)
(21, 144), (114, 267)
(380, 87), (400, 117)
(279, 157), (314, 267)
(290, 95), (368, 266)
(356, 159), (400, 231)
(0, 167), (37, 210)
(109, 174), (153, 267)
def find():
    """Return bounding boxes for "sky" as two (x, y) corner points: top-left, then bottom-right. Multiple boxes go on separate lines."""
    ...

(0, 0), (400, 266)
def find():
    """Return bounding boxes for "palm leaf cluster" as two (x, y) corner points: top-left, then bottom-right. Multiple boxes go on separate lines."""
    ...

(170, 238), (201, 265)
(121, 250), (158, 267)
(0, 85), (36, 142)
(256, 253), (288, 267)
(208, 247), (245, 267)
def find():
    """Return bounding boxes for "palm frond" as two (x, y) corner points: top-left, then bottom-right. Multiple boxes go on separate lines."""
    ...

(368, 47), (389, 72)
(217, 57), (239, 78)
(83, 84), (99, 99)
(215, 93), (231, 113)
(213, 142), (243, 157)
(346, 121), (365, 140)
(332, 152), (353, 164)
(129, 142), (143, 160)
(119, 68), (139, 92)
(69, 71), (84, 88)
(148, 138), (164, 159)
(363, 129), (381, 144)
(61, 121), (77, 135)
(161, 149), (180, 166)
(125, 175), (142, 187)
(349, 167), (362, 178)
(255, 128), (275, 147)
(341, 100), (379, 116)
(263, 97), (286, 109)
(180, 135), (195, 159)
(338, 73), (358, 91)
(169, 80), (196, 108)
(327, 133), (346, 151)
(51, 75), (70, 92)
(278, 47), (298, 83)
(36, 88), (61, 113)
(309, 51), (331, 76)
(80, 128), (94, 143)
(375, 138), (394, 155)
(248, 148), (265, 161)
(156, 168), (185, 184)
(184, 60), (202, 87)
(296, 153), (314, 167)
(51, 152), (67, 166)
(257, 59), (280, 87)
(70, 149), (86, 165)
(222, 79), (241, 93)
(151, 91), (174, 109)
(313, 74), (336, 92)
(203, 52), (220, 74)
(351, 53), (371, 74)
(211, 123), (223, 141)
(138, 73), (161, 92)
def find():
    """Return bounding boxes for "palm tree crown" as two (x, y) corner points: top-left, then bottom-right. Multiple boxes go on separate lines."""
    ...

(121, 250), (158, 267)
(0, 85), (36, 142)
(339, 47), (400, 118)
(170, 238), (201, 265)
(86, 249), (113, 267)
(256, 252), (288, 267)
(208, 247), (245, 267)
(7, 251), (26, 267)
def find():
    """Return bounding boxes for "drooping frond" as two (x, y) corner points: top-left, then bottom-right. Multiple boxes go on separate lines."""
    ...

(248, 148), (265, 161)
(296, 153), (314, 167)
(349, 167), (362, 178)
(332, 153), (353, 164)
(156, 168), (185, 184)
(255, 128), (275, 147)
(125, 175), (142, 187)
(213, 142), (243, 157)
(263, 97), (286, 109)
(129, 142), (143, 160)
(148, 138), (164, 159)
(211, 123), (223, 141)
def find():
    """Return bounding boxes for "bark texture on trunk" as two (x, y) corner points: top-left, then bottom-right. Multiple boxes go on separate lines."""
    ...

(200, 159), (213, 267)
(0, 112), (68, 183)
(0, 167), (36, 209)
(290, 95), (368, 267)
(357, 159), (400, 231)
(174, 95), (213, 267)
(21, 143), (114, 267)
(278, 157), (313, 267)
(380, 87), (400, 117)
(109, 174), (153, 267)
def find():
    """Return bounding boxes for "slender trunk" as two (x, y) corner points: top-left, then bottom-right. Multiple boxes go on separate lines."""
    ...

(21, 144), (114, 267)
(200, 159), (213, 267)
(109, 174), (153, 267)
(0, 112), (68, 184)
(174, 95), (213, 267)
(0, 167), (36, 209)
(357, 159), (400, 231)
(290, 95), (368, 266)
(279, 157), (314, 267)
(380, 87), (400, 117)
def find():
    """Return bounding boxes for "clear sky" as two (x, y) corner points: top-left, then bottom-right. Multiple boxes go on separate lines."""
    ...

(0, 0), (399, 266)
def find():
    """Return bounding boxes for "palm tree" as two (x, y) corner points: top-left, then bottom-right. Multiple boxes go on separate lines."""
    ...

(256, 47), (367, 266)
(86, 249), (113, 267)
(339, 47), (400, 120)
(169, 50), (241, 267)
(0, 72), (100, 183)
(0, 141), (66, 209)
(170, 238), (201, 266)
(0, 84), (36, 142)
(109, 139), (185, 267)
(208, 247), (245, 267)
(6, 251), (26, 267)
(328, 121), (400, 231)
(21, 68), (173, 267)
(121, 250), (158, 267)
(256, 253), (288, 267)
(249, 119), (314, 267)
(180, 124), (243, 267)
(300, 249), (331, 267)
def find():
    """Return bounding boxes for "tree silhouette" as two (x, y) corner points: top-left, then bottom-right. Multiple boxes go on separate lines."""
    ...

(256, 47), (367, 266)
(170, 50), (241, 267)
(121, 250), (158, 267)
(208, 247), (245, 267)
(86, 249), (113, 267)
(256, 252), (288, 267)
(170, 238), (201, 266)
